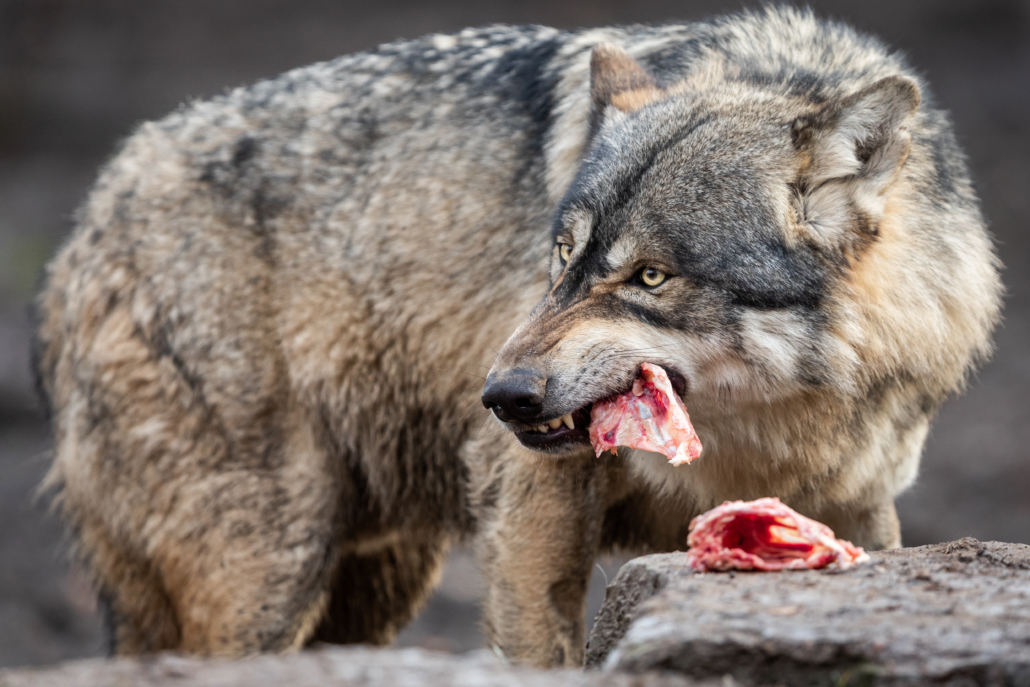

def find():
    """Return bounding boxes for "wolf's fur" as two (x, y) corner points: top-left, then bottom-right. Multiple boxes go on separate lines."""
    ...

(35, 7), (1000, 667)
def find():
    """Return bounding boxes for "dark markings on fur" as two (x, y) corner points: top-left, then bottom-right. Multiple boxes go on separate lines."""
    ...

(852, 206), (878, 238)
(923, 119), (961, 202)
(564, 114), (715, 230)
(197, 135), (282, 262)
(199, 136), (260, 190)
(232, 136), (258, 167)
(640, 33), (719, 77)
(491, 36), (563, 187)
(149, 321), (205, 398)
(780, 69), (834, 104)
(792, 312), (833, 387)
(791, 116), (816, 149)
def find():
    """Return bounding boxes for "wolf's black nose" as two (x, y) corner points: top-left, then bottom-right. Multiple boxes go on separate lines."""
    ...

(482, 370), (546, 423)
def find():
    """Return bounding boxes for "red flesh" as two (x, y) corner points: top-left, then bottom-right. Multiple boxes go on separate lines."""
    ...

(588, 362), (702, 465)
(686, 497), (869, 571)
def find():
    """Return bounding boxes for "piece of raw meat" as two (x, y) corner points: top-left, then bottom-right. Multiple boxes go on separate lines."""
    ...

(589, 362), (702, 465)
(686, 497), (869, 571)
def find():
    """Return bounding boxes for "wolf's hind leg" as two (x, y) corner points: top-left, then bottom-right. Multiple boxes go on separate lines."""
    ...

(83, 521), (181, 655)
(45, 300), (342, 655)
(66, 444), (342, 657)
(98, 456), (341, 656)
(311, 533), (449, 645)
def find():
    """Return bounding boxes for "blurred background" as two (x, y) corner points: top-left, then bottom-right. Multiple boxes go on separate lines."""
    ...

(0, 0), (1027, 669)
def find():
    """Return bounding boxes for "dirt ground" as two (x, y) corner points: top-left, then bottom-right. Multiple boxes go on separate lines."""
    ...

(0, 0), (1027, 669)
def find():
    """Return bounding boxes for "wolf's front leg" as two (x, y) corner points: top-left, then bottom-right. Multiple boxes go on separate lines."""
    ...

(817, 496), (902, 551)
(477, 450), (604, 668)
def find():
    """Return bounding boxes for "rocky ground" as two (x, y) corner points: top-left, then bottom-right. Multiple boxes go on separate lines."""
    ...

(0, 0), (1027, 671)
(0, 647), (706, 687)
(3, 539), (1028, 686)
(589, 539), (1030, 684)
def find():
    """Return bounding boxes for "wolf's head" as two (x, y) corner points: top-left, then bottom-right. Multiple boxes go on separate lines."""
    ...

(483, 42), (922, 456)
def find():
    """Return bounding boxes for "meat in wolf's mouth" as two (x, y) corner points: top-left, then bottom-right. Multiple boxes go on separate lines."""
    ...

(516, 364), (701, 464)
(589, 363), (702, 465)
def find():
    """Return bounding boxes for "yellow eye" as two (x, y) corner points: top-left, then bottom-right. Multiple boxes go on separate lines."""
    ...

(640, 267), (666, 287)
(559, 243), (574, 264)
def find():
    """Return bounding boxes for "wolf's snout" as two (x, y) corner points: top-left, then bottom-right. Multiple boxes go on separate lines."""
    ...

(481, 370), (546, 423)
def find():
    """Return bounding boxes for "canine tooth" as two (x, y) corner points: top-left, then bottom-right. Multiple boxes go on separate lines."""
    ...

(548, 418), (562, 430)
(563, 413), (575, 430)
(537, 424), (548, 433)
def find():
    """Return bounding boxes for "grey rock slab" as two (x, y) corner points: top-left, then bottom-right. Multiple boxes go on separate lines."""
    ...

(0, 646), (712, 687)
(587, 538), (1030, 686)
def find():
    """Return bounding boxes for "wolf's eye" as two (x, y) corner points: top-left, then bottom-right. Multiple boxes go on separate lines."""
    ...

(639, 267), (666, 287)
(559, 243), (574, 264)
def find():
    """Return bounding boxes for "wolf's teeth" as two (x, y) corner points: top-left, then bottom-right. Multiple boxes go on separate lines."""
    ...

(536, 424), (548, 433)
(562, 413), (575, 430)
(548, 418), (562, 430)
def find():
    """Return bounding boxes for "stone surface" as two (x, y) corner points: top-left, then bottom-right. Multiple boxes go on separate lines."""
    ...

(587, 538), (1030, 685)
(0, 646), (707, 687)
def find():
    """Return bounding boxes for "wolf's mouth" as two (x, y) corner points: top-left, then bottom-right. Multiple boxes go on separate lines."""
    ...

(510, 367), (688, 453)
(513, 406), (592, 449)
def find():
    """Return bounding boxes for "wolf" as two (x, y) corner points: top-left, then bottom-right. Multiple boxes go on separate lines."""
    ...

(34, 6), (1000, 667)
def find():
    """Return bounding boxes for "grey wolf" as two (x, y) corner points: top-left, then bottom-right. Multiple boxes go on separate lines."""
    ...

(34, 6), (1001, 667)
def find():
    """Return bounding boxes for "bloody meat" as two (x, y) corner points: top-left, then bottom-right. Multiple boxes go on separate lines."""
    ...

(685, 497), (869, 571)
(589, 362), (703, 465)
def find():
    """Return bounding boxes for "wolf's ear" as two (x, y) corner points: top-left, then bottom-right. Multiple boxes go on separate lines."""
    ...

(590, 43), (665, 118)
(792, 76), (920, 241)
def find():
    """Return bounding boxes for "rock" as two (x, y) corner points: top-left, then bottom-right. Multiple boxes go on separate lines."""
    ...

(0, 646), (711, 687)
(587, 538), (1030, 685)
(586, 549), (690, 669)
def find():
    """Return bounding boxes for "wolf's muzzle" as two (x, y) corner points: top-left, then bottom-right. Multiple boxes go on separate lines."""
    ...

(481, 369), (546, 423)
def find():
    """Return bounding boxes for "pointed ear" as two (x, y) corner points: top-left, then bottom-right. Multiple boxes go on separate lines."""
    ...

(792, 76), (920, 241)
(797, 76), (920, 191)
(590, 43), (665, 116)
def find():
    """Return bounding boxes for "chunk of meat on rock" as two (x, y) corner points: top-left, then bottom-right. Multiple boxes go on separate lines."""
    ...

(686, 497), (869, 571)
